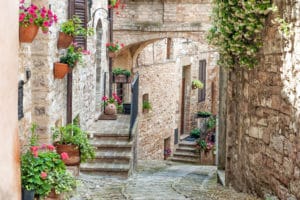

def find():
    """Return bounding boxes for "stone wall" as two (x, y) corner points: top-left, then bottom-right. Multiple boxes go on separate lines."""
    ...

(18, 0), (109, 145)
(225, 1), (300, 199)
(135, 38), (218, 160)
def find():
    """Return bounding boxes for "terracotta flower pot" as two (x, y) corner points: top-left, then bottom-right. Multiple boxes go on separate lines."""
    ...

(57, 32), (73, 49)
(45, 189), (60, 200)
(55, 143), (80, 166)
(53, 63), (70, 79)
(105, 103), (117, 115)
(108, 51), (116, 58)
(19, 24), (39, 43)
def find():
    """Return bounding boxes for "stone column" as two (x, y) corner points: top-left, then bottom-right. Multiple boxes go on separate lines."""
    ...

(0, 1), (21, 199)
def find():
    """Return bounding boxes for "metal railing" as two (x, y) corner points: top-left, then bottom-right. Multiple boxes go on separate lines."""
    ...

(129, 73), (139, 140)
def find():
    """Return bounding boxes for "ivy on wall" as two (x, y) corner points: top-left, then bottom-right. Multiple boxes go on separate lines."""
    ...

(207, 0), (276, 69)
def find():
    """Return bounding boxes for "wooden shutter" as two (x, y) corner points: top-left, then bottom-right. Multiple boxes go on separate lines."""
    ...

(198, 60), (206, 102)
(69, 0), (88, 49)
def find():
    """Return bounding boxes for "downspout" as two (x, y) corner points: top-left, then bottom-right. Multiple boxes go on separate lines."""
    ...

(108, 0), (113, 97)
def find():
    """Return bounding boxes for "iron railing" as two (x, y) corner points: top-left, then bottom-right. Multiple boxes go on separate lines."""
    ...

(129, 73), (139, 140)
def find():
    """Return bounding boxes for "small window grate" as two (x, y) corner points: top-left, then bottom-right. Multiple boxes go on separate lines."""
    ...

(18, 80), (24, 120)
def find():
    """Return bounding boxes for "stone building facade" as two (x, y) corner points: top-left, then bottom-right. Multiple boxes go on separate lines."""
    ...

(221, 1), (300, 199)
(18, 0), (110, 146)
(112, 0), (219, 160)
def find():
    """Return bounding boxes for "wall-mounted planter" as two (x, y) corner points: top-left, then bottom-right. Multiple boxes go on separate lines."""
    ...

(53, 63), (70, 79)
(57, 32), (73, 49)
(19, 24), (39, 43)
(113, 74), (129, 83)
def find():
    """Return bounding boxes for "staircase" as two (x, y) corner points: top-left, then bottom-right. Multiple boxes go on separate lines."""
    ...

(80, 115), (135, 178)
(170, 140), (201, 163)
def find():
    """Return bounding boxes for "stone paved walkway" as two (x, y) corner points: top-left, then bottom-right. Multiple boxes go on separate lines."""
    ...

(71, 161), (261, 200)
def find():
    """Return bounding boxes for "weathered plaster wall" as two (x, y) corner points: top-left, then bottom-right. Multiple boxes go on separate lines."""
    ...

(0, 1), (21, 199)
(225, 1), (300, 199)
(18, 0), (109, 144)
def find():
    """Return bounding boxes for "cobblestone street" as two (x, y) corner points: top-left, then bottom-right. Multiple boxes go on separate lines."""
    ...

(71, 161), (260, 200)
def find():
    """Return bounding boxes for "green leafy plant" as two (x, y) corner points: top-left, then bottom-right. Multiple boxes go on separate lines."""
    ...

(273, 17), (293, 39)
(21, 126), (77, 198)
(106, 41), (124, 52)
(192, 79), (204, 89)
(60, 15), (94, 37)
(112, 68), (131, 77)
(59, 43), (90, 68)
(142, 101), (152, 110)
(207, 1), (276, 69)
(197, 111), (211, 117)
(197, 139), (207, 151)
(190, 128), (201, 138)
(206, 116), (216, 130)
(52, 124), (95, 163)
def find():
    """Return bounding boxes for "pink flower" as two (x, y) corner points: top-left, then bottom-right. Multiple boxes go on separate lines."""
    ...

(29, 18), (34, 24)
(30, 146), (39, 153)
(53, 15), (58, 23)
(60, 152), (69, 161)
(20, 0), (25, 4)
(82, 50), (91, 55)
(47, 145), (55, 151)
(41, 144), (47, 149)
(19, 13), (25, 22)
(106, 43), (110, 47)
(33, 151), (38, 157)
(40, 172), (47, 179)
(43, 21), (49, 27)
(102, 96), (108, 101)
(121, 43), (125, 48)
(41, 12), (46, 18)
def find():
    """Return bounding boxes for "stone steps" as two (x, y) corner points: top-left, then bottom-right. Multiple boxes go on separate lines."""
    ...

(90, 151), (131, 164)
(80, 163), (130, 177)
(170, 140), (200, 164)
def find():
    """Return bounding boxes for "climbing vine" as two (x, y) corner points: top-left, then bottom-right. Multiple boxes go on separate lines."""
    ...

(207, 0), (276, 69)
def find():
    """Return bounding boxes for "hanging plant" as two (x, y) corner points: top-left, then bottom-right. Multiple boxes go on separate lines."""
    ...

(207, 1), (276, 69)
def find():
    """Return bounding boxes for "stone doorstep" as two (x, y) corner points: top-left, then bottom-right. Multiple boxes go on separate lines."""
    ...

(176, 146), (196, 151)
(80, 163), (130, 172)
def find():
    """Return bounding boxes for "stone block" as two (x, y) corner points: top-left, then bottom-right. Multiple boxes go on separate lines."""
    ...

(270, 135), (284, 154)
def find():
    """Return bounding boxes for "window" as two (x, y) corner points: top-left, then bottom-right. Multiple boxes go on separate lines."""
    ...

(198, 60), (206, 102)
(69, 0), (88, 49)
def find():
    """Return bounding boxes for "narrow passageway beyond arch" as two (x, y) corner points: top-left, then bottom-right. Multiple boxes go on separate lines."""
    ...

(71, 161), (259, 200)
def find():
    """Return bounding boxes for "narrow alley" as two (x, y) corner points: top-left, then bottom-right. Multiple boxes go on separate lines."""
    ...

(71, 161), (259, 200)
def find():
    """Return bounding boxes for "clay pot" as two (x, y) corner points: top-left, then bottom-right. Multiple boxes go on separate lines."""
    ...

(45, 189), (60, 200)
(55, 144), (80, 166)
(57, 32), (73, 49)
(105, 103), (117, 115)
(19, 24), (39, 43)
(108, 51), (116, 58)
(53, 63), (70, 79)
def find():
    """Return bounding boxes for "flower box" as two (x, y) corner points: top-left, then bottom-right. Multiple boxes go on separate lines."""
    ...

(200, 150), (215, 165)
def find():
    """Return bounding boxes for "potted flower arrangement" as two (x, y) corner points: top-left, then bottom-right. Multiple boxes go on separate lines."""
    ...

(101, 93), (122, 115)
(112, 67), (131, 83)
(21, 125), (76, 200)
(106, 41), (124, 57)
(142, 100), (152, 113)
(19, 2), (58, 43)
(192, 79), (204, 89)
(164, 148), (171, 160)
(57, 15), (94, 49)
(52, 123), (96, 166)
(54, 43), (90, 79)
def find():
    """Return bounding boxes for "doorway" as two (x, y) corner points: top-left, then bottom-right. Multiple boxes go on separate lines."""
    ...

(180, 65), (191, 135)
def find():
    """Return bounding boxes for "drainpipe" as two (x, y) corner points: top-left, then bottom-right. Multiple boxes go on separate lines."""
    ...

(108, 0), (113, 97)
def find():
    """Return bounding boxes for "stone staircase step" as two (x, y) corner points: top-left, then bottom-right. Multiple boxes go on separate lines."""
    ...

(173, 151), (198, 157)
(90, 140), (132, 148)
(175, 146), (196, 154)
(90, 151), (131, 164)
(170, 157), (200, 164)
(80, 163), (130, 177)
(89, 132), (130, 141)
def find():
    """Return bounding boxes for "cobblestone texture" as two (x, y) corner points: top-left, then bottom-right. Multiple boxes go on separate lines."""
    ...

(71, 161), (260, 200)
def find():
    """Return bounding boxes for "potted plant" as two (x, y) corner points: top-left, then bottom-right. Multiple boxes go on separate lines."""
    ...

(101, 93), (122, 115)
(19, 2), (58, 43)
(190, 128), (201, 138)
(106, 41), (124, 57)
(142, 100), (152, 113)
(21, 125), (76, 199)
(112, 67), (131, 83)
(192, 79), (204, 89)
(52, 123), (95, 166)
(54, 43), (90, 79)
(57, 15), (94, 49)
(197, 111), (211, 118)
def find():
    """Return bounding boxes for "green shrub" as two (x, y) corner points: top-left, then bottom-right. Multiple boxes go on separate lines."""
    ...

(190, 128), (201, 138)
